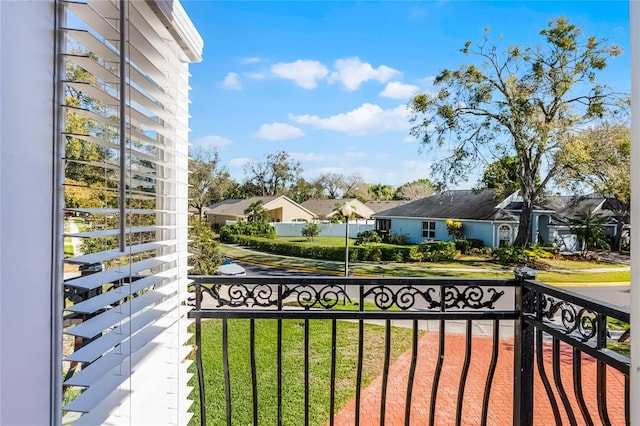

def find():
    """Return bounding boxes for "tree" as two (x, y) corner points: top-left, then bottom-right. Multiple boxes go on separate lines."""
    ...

(569, 210), (610, 256)
(189, 147), (234, 217)
(342, 174), (365, 199)
(244, 200), (270, 223)
(243, 151), (302, 196)
(556, 124), (630, 249)
(394, 179), (435, 200)
(475, 156), (521, 199)
(188, 217), (222, 275)
(301, 222), (321, 241)
(314, 172), (364, 199)
(315, 173), (345, 199)
(369, 184), (394, 201)
(286, 177), (324, 203)
(409, 17), (626, 246)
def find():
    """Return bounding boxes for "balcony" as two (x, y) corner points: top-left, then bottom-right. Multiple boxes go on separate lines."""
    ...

(188, 274), (630, 425)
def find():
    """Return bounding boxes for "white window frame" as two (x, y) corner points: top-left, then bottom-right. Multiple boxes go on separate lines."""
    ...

(422, 220), (436, 240)
(498, 224), (513, 246)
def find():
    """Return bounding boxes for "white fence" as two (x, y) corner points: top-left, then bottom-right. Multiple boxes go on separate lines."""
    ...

(272, 221), (375, 238)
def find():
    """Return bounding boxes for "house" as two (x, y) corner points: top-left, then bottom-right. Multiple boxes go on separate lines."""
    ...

(532, 194), (627, 251)
(373, 190), (627, 251)
(300, 198), (375, 221)
(373, 190), (520, 247)
(205, 196), (316, 228)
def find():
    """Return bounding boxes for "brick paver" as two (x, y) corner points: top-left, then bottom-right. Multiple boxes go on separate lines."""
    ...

(332, 332), (626, 425)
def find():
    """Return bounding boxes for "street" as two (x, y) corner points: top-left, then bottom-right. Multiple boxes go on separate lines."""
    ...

(234, 260), (631, 310)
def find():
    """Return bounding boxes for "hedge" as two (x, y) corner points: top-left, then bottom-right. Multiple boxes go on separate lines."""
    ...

(227, 236), (456, 263)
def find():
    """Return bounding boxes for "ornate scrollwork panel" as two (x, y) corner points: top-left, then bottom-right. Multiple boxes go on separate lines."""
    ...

(283, 284), (348, 309)
(536, 293), (599, 340)
(207, 283), (279, 308)
(443, 286), (504, 310)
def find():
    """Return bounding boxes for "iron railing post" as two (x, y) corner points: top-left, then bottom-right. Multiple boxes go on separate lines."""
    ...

(513, 267), (536, 426)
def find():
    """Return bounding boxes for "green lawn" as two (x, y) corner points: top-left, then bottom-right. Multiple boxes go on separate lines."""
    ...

(219, 244), (629, 283)
(188, 319), (417, 426)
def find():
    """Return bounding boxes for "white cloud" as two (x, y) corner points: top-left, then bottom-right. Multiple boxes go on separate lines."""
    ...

(329, 57), (401, 91)
(402, 135), (418, 143)
(244, 71), (265, 80)
(289, 152), (335, 162)
(241, 57), (262, 64)
(192, 135), (233, 147)
(229, 157), (251, 167)
(222, 72), (241, 90)
(271, 60), (329, 89)
(253, 122), (304, 140)
(380, 81), (420, 100)
(290, 103), (410, 136)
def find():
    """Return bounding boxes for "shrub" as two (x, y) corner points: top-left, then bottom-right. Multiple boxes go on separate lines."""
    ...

(454, 239), (484, 255)
(418, 241), (457, 261)
(301, 222), (321, 241)
(355, 230), (382, 245)
(384, 233), (409, 245)
(370, 247), (382, 262)
(219, 221), (276, 242)
(445, 219), (464, 240)
(492, 243), (529, 265)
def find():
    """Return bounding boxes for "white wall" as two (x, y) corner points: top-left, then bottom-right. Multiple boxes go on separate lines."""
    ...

(0, 1), (58, 424)
(273, 222), (374, 238)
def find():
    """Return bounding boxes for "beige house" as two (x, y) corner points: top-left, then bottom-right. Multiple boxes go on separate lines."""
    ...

(205, 196), (316, 228)
(300, 198), (375, 221)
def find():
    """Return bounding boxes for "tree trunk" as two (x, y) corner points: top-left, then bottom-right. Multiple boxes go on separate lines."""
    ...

(514, 190), (534, 247)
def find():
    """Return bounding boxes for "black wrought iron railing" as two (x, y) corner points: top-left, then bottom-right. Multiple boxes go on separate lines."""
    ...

(187, 275), (630, 426)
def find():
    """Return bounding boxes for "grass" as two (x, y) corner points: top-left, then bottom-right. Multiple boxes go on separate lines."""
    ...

(220, 244), (629, 283)
(188, 319), (417, 426)
(536, 269), (630, 284)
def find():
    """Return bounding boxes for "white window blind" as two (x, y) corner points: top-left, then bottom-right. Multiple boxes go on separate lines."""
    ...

(60, 1), (202, 424)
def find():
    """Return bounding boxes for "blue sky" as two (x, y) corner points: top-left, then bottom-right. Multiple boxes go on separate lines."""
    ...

(182, 1), (630, 189)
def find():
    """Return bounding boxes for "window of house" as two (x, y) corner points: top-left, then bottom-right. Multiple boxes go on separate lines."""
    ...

(376, 219), (391, 232)
(499, 224), (512, 246)
(422, 221), (436, 239)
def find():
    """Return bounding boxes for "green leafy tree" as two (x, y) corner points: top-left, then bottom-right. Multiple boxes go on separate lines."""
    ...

(188, 217), (222, 275)
(369, 183), (394, 201)
(569, 210), (610, 256)
(409, 17), (626, 247)
(244, 200), (270, 223)
(475, 156), (522, 199)
(286, 177), (324, 203)
(301, 222), (321, 241)
(556, 124), (630, 250)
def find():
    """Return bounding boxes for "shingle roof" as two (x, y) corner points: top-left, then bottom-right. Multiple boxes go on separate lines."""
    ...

(300, 198), (375, 218)
(300, 199), (347, 217)
(365, 200), (410, 213)
(373, 190), (517, 221)
(205, 196), (278, 217)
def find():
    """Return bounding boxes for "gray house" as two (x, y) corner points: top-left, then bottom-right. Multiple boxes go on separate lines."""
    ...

(373, 190), (520, 247)
(531, 194), (625, 250)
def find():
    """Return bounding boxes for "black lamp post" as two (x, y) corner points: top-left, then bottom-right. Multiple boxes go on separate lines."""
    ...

(340, 203), (353, 276)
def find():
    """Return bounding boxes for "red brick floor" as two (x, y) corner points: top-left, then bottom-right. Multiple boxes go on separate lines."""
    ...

(331, 332), (626, 425)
